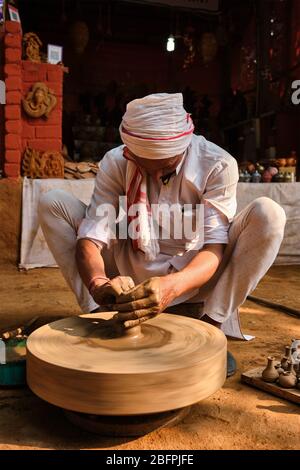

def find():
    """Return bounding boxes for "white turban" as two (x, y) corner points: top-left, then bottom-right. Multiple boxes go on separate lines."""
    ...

(119, 93), (194, 159)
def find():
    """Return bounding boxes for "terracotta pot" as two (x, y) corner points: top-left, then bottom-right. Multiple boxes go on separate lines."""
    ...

(286, 158), (296, 166)
(262, 357), (279, 383)
(201, 32), (218, 64)
(280, 356), (289, 371)
(247, 163), (256, 173)
(273, 172), (285, 183)
(276, 158), (287, 167)
(262, 171), (272, 183)
(285, 346), (293, 363)
(69, 21), (89, 54)
(278, 372), (297, 389)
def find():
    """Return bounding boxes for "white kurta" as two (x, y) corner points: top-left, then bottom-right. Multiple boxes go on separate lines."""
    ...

(77, 134), (239, 306)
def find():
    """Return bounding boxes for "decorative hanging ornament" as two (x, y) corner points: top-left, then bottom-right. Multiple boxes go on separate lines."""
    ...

(69, 21), (89, 54)
(183, 26), (196, 70)
(200, 32), (218, 65)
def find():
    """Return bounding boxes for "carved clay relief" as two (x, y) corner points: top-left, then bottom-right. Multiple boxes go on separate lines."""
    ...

(22, 148), (64, 179)
(23, 32), (42, 63)
(22, 82), (57, 119)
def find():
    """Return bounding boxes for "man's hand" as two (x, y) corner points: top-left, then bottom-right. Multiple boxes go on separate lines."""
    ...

(111, 276), (179, 328)
(92, 276), (135, 306)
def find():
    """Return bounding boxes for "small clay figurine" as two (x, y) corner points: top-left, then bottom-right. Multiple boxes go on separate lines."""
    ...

(22, 82), (57, 119)
(261, 357), (279, 383)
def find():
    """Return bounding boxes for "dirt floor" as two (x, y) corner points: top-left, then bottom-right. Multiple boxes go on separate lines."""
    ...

(0, 263), (299, 450)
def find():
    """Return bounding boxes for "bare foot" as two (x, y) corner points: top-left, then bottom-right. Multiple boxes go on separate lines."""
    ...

(201, 314), (222, 329)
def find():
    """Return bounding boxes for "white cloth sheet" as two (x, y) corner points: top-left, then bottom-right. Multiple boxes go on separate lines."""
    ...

(21, 179), (300, 269)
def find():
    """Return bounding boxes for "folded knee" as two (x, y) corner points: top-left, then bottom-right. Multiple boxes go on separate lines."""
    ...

(250, 197), (286, 234)
(38, 189), (67, 219)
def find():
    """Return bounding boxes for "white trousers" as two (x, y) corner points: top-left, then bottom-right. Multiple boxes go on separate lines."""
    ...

(38, 191), (286, 335)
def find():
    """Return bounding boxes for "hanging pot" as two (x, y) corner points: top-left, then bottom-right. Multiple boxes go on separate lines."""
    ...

(200, 32), (218, 65)
(69, 21), (89, 54)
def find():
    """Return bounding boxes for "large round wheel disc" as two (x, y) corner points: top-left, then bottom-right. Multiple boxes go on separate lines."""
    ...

(26, 313), (227, 415)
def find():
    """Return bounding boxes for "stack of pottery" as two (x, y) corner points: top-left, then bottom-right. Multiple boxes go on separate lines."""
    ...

(276, 152), (297, 182)
(251, 170), (262, 183)
(238, 154), (297, 183)
(239, 170), (251, 182)
(261, 340), (300, 389)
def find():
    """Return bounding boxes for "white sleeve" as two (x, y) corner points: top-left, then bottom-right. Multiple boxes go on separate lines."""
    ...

(203, 202), (230, 245)
(77, 148), (125, 246)
(202, 156), (239, 223)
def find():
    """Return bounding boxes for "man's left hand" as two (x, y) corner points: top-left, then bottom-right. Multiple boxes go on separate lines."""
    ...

(111, 276), (178, 329)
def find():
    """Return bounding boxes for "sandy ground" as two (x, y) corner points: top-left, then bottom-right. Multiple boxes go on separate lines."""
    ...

(0, 264), (299, 450)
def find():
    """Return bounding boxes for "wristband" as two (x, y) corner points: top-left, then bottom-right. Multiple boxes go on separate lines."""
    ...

(88, 275), (110, 296)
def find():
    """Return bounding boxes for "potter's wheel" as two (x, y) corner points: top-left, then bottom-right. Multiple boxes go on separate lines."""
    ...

(26, 312), (227, 417)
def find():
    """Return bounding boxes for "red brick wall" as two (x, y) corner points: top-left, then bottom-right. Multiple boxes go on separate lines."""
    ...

(4, 21), (22, 178)
(3, 21), (63, 178)
(0, 25), (5, 174)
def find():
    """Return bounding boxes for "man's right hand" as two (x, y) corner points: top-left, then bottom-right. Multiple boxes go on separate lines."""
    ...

(91, 276), (135, 306)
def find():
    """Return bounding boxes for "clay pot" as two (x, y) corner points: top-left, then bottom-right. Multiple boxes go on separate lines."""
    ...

(273, 172), (285, 183)
(262, 357), (279, 383)
(262, 170), (272, 183)
(281, 356), (289, 371)
(239, 170), (245, 182)
(287, 361), (296, 376)
(69, 21), (90, 54)
(276, 158), (287, 167)
(286, 158), (296, 166)
(201, 32), (218, 64)
(256, 164), (265, 174)
(243, 171), (251, 183)
(285, 346), (293, 363)
(291, 348), (298, 363)
(267, 167), (278, 177)
(284, 172), (293, 183)
(278, 372), (297, 389)
(247, 163), (256, 174)
(251, 171), (262, 183)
